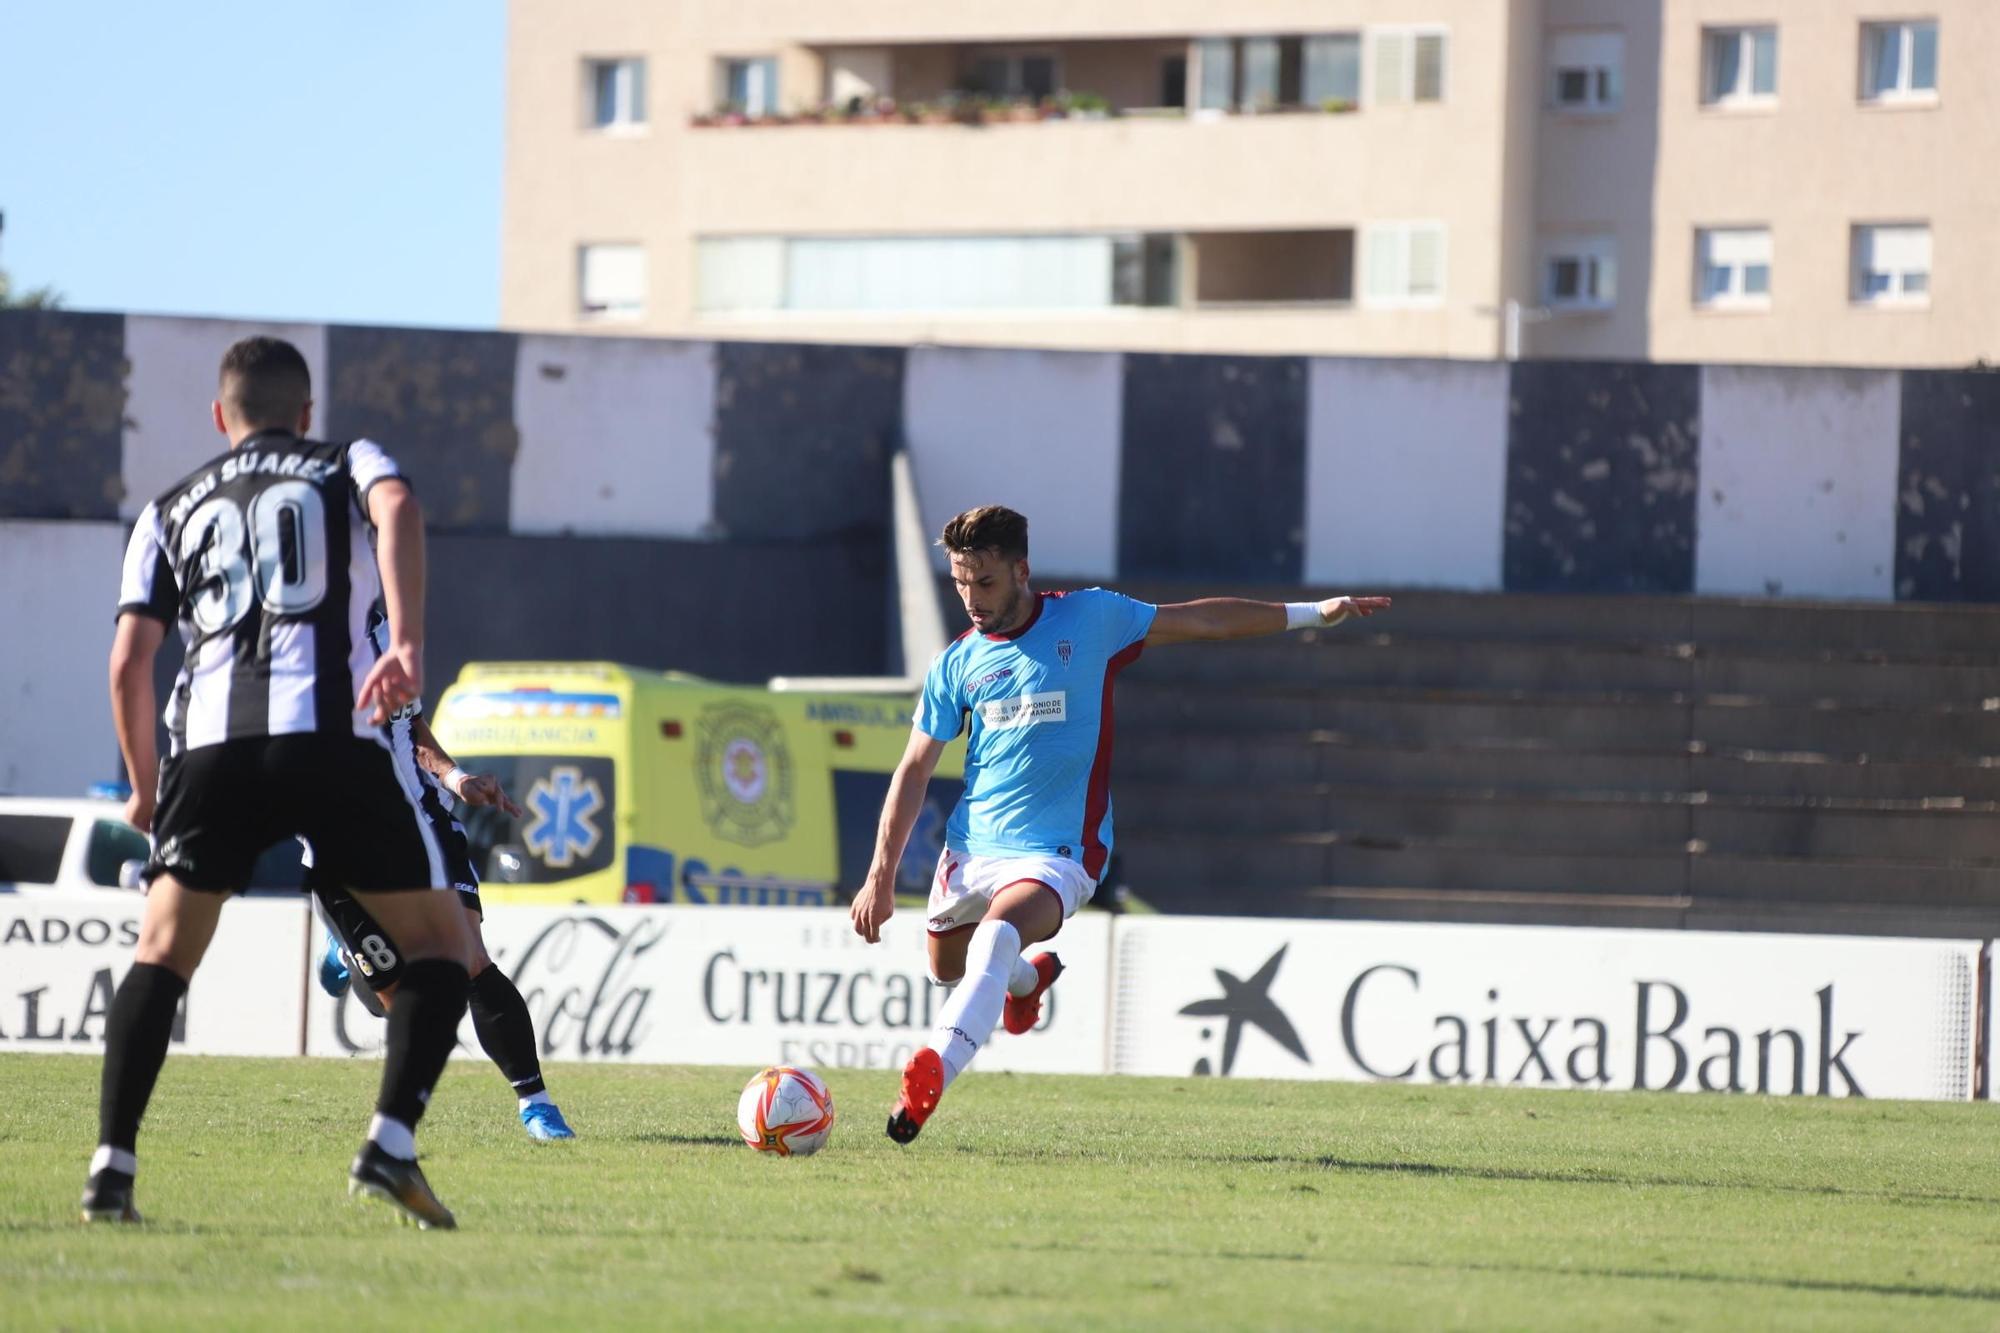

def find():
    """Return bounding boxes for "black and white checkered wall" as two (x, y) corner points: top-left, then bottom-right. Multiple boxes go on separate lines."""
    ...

(3, 309), (1997, 793)
(5, 310), (1995, 599)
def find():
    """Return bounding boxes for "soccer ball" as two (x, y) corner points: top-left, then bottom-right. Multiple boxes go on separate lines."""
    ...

(736, 1066), (836, 1157)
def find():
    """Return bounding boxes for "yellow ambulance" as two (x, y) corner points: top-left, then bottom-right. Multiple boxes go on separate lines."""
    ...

(429, 662), (964, 907)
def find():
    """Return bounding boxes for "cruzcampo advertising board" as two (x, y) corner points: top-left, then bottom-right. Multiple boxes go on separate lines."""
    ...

(431, 662), (964, 908)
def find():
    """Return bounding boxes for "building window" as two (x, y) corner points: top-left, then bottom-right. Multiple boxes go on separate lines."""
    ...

(696, 234), (1178, 314)
(1851, 224), (1930, 305)
(1694, 228), (1772, 308)
(720, 56), (780, 116)
(1191, 231), (1352, 304)
(579, 243), (646, 321)
(1370, 28), (1448, 106)
(588, 58), (646, 129)
(1543, 236), (1617, 310)
(1194, 34), (1359, 112)
(1548, 31), (1622, 112)
(1703, 27), (1777, 105)
(1361, 223), (1446, 306)
(971, 53), (1059, 100)
(1860, 20), (1938, 102)
(1114, 235), (1181, 306)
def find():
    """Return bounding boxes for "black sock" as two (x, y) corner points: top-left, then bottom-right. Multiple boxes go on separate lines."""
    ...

(375, 958), (470, 1131)
(468, 966), (547, 1098)
(97, 963), (188, 1157)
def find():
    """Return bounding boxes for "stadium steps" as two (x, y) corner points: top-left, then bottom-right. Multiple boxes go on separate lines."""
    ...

(1127, 632), (2000, 707)
(1116, 829), (2000, 906)
(1115, 682), (2000, 761)
(1095, 584), (2000, 935)
(1113, 782), (2000, 861)
(1119, 732), (2000, 802)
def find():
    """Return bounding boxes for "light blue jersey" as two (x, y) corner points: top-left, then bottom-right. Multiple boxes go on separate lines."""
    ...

(915, 588), (1157, 878)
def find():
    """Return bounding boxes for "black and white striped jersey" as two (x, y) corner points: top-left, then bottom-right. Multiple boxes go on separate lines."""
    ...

(117, 429), (409, 754)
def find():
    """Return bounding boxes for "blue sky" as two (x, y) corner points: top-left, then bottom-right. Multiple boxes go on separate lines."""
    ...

(0, 1), (505, 329)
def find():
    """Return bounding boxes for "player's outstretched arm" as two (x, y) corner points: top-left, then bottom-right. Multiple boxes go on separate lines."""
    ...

(851, 728), (949, 944)
(409, 713), (524, 818)
(1145, 595), (1391, 647)
(358, 479), (426, 724)
(108, 614), (166, 833)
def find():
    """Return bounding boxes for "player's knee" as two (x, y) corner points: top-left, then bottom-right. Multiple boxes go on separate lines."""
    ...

(965, 918), (1021, 971)
(133, 924), (200, 979)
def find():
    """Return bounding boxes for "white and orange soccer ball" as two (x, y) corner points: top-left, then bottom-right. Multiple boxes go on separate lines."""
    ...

(736, 1066), (836, 1157)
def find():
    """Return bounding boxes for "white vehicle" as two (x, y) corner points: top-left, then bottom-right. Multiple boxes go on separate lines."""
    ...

(0, 797), (150, 893)
(0, 796), (305, 894)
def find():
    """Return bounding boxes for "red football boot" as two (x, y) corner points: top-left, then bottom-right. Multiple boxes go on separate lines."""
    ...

(1003, 952), (1064, 1035)
(886, 1047), (945, 1144)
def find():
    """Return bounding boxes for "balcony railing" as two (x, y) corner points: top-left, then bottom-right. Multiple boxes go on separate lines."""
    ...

(691, 92), (1359, 129)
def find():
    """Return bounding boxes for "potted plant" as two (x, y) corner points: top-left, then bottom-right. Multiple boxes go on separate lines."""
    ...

(1066, 91), (1111, 120)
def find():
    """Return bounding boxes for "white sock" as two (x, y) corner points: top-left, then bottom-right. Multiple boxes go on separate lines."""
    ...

(926, 920), (1020, 1091)
(518, 1091), (553, 1110)
(368, 1113), (417, 1161)
(90, 1145), (137, 1178)
(1006, 952), (1040, 998)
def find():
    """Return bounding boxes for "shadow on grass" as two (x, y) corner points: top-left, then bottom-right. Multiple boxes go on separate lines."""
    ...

(1428, 1257), (2000, 1306)
(1000, 1237), (2000, 1306)
(629, 1132), (742, 1149)
(1218, 1152), (2000, 1208)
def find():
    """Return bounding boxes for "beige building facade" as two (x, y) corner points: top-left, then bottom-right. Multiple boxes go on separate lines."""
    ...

(503, 1), (1999, 365)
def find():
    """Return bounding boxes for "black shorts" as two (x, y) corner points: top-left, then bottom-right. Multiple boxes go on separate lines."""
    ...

(147, 734), (450, 894)
(311, 876), (479, 994)
(299, 769), (481, 906)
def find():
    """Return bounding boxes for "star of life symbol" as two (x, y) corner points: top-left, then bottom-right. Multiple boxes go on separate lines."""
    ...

(523, 766), (604, 869)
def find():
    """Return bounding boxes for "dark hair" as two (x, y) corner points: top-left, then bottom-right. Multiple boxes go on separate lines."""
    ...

(218, 336), (311, 429)
(938, 505), (1028, 561)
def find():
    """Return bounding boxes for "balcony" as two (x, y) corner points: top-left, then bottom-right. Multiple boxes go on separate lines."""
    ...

(680, 104), (1486, 237)
(694, 33), (1412, 129)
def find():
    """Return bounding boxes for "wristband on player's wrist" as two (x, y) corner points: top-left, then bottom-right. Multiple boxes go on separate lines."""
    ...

(1284, 601), (1329, 630)
(442, 766), (470, 796)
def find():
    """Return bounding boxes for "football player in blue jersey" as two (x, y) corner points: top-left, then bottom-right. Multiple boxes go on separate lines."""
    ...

(851, 505), (1389, 1142)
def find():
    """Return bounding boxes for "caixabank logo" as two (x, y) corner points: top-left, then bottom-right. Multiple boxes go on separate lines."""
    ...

(1172, 947), (1872, 1096)
(1178, 945), (1310, 1077)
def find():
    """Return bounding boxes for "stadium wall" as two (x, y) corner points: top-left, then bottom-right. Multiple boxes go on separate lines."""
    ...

(5, 311), (1998, 785)
(3, 895), (1985, 1102)
(4, 311), (1997, 601)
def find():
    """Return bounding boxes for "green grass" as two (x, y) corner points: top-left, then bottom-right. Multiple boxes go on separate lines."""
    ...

(4, 1054), (1998, 1331)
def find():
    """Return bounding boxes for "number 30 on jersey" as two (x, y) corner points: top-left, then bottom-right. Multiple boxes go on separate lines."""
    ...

(180, 480), (329, 634)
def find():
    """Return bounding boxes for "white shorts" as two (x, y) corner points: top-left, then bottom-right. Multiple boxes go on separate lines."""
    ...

(926, 849), (1095, 937)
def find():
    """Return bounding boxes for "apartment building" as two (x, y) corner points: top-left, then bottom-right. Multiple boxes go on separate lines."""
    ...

(502, 2), (1999, 365)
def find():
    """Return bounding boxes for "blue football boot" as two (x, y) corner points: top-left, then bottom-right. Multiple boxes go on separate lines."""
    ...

(318, 930), (352, 999)
(520, 1102), (576, 1141)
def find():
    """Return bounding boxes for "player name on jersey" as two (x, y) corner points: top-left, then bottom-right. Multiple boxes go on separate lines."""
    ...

(163, 448), (345, 527)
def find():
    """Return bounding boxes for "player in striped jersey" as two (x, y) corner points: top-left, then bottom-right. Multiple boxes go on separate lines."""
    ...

(86, 337), (473, 1229)
(306, 621), (576, 1141)
(850, 505), (1389, 1142)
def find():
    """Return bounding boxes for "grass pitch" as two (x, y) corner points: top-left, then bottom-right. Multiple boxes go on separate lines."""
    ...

(3, 1054), (1997, 1331)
